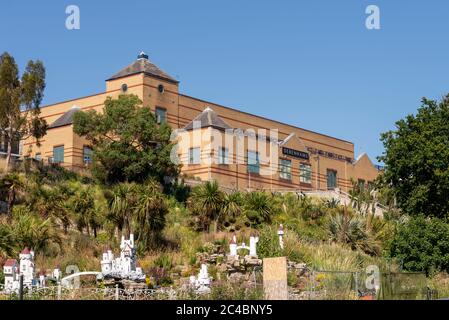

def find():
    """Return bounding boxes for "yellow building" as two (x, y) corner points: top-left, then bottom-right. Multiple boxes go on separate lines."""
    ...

(23, 52), (380, 192)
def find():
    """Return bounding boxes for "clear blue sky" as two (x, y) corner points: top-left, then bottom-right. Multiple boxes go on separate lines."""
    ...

(2, 1), (449, 164)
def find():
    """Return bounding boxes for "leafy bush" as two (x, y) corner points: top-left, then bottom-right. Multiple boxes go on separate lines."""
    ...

(256, 225), (283, 259)
(244, 192), (278, 227)
(389, 216), (449, 275)
(148, 267), (173, 287)
(153, 253), (173, 270)
(298, 242), (380, 271)
(4, 205), (62, 254)
(379, 96), (449, 218)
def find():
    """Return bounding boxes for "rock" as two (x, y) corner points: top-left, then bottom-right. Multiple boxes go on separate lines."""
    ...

(244, 256), (262, 267)
(217, 263), (228, 273)
(294, 263), (307, 270)
(121, 279), (147, 291)
(228, 272), (246, 283)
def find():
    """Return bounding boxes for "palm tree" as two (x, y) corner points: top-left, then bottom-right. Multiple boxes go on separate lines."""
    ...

(223, 191), (243, 220)
(328, 206), (381, 256)
(107, 183), (137, 239)
(189, 180), (224, 232)
(134, 180), (167, 249)
(0, 223), (14, 256)
(27, 184), (71, 233)
(0, 173), (25, 220)
(9, 205), (61, 252)
(244, 191), (275, 226)
(70, 186), (97, 236)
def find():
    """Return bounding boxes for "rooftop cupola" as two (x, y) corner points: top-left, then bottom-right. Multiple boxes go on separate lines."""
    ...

(107, 51), (178, 84)
(137, 51), (149, 60)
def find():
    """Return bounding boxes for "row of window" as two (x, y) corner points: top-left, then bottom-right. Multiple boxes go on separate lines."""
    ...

(34, 146), (93, 165)
(188, 147), (315, 185)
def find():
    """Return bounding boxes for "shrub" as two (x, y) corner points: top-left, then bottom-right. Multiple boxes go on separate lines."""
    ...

(389, 216), (449, 275)
(244, 192), (278, 227)
(256, 225), (283, 259)
(296, 241), (384, 272)
(153, 253), (173, 270)
(148, 267), (173, 287)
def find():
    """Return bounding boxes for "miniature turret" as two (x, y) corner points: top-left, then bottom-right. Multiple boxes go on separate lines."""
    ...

(249, 235), (259, 257)
(19, 247), (35, 287)
(229, 234), (237, 257)
(52, 267), (61, 281)
(277, 224), (284, 249)
(190, 264), (212, 294)
(3, 259), (18, 292)
(39, 272), (46, 287)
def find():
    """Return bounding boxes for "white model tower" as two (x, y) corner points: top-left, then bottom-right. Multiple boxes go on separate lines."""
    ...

(278, 224), (284, 250)
(19, 247), (35, 287)
(249, 236), (259, 257)
(3, 259), (19, 292)
(229, 234), (237, 257)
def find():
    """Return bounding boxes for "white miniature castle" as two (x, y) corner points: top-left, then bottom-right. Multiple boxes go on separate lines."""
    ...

(100, 234), (144, 279)
(189, 264), (212, 294)
(229, 234), (259, 258)
(2, 247), (36, 293)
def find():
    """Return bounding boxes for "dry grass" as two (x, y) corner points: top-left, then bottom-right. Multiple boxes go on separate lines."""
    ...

(428, 273), (449, 298)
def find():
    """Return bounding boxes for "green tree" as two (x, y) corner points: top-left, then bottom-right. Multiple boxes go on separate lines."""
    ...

(389, 215), (449, 275)
(244, 191), (276, 226)
(106, 183), (137, 239)
(73, 94), (179, 184)
(0, 172), (25, 219)
(27, 183), (72, 233)
(222, 191), (245, 229)
(0, 223), (14, 256)
(0, 52), (47, 171)
(70, 186), (100, 237)
(189, 180), (224, 231)
(8, 205), (61, 253)
(134, 180), (168, 250)
(328, 207), (381, 256)
(379, 96), (449, 218)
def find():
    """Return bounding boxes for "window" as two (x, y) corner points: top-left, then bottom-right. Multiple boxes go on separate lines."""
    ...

(300, 163), (312, 184)
(327, 169), (338, 189)
(189, 147), (200, 165)
(247, 150), (260, 174)
(218, 147), (229, 165)
(155, 107), (166, 124)
(83, 146), (93, 165)
(358, 179), (366, 191)
(35, 153), (42, 161)
(279, 159), (292, 180)
(53, 145), (64, 164)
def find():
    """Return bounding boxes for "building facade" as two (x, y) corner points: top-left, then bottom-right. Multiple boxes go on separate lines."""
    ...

(22, 52), (380, 192)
